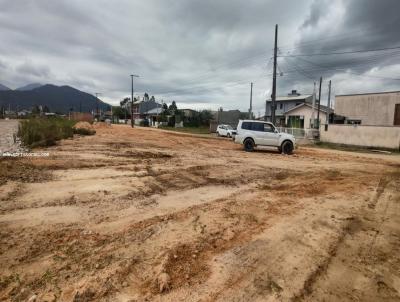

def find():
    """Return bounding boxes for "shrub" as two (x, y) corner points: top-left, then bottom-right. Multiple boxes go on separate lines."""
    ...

(139, 119), (150, 127)
(18, 118), (76, 148)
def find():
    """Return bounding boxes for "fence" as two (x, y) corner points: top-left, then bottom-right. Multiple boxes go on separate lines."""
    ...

(276, 127), (319, 139)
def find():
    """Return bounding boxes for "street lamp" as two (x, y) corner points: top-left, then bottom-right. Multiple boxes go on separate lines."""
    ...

(130, 74), (139, 128)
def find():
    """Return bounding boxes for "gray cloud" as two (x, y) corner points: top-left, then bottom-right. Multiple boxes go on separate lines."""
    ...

(0, 0), (399, 113)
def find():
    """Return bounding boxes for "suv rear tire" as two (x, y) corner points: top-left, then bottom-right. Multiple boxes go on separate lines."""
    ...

(281, 140), (294, 155)
(243, 138), (255, 152)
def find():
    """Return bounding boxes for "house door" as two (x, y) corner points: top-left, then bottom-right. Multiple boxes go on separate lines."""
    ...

(394, 104), (400, 126)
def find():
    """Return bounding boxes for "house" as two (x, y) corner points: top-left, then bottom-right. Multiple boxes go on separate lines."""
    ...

(284, 103), (329, 129)
(265, 90), (313, 126)
(181, 109), (197, 118)
(335, 91), (400, 126)
(17, 109), (31, 117)
(131, 98), (162, 120)
(143, 107), (163, 126)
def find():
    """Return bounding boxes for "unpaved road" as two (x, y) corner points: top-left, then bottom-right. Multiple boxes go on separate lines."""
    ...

(0, 124), (399, 301)
(0, 120), (20, 153)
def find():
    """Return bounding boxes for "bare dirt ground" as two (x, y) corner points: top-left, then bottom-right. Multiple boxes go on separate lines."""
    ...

(0, 123), (399, 302)
(0, 120), (21, 153)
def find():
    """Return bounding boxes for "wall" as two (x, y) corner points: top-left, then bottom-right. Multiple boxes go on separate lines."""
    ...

(320, 124), (400, 150)
(335, 92), (400, 126)
(285, 106), (327, 129)
(70, 112), (93, 122)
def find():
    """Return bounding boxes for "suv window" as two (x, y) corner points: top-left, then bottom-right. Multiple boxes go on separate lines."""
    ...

(242, 122), (251, 130)
(264, 124), (274, 132)
(251, 122), (264, 132)
(241, 121), (275, 132)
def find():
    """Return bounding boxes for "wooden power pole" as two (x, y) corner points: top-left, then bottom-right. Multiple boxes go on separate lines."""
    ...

(271, 24), (278, 125)
(327, 80), (332, 124)
(249, 82), (253, 119)
(316, 76), (322, 129)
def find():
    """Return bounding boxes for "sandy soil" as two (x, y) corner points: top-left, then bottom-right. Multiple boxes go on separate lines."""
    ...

(0, 124), (399, 302)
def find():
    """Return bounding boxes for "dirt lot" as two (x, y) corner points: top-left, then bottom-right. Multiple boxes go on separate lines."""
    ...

(0, 124), (399, 302)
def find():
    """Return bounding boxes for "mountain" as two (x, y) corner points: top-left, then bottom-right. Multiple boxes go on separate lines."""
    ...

(0, 83), (11, 91)
(0, 84), (110, 113)
(16, 83), (44, 91)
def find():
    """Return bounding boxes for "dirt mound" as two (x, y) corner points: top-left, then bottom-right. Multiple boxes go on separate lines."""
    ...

(93, 122), (111, 129)
(74, 121), (93, 130)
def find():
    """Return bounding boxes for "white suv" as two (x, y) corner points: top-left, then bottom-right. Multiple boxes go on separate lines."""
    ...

(234, 120), (296, 154)
(216, 124), (237, 138)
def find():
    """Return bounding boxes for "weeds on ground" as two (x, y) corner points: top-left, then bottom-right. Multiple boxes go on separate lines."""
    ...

(18, 118), (76, 148)
(18, 118), (95, 148)
(159, 126), (210, 135)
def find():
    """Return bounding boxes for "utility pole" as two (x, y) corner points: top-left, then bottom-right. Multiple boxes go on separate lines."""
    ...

(327, 80), (332, 125)
(249, 82), (253, 119)
(124, 98), (127, 122)
(311, 81), (316, 128)
(316, 77), (322, 129)
(271, 24), (278, 125)
(130, 74), (139, 128)
(95, 93), (101, 120)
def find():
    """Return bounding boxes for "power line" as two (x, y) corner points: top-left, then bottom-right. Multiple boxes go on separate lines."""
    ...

(278, 46), (400, 57)
(293, 56), (400, 81)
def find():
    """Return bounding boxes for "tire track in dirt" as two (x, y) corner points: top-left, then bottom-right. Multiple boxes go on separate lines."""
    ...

(293, 173), (399, 302)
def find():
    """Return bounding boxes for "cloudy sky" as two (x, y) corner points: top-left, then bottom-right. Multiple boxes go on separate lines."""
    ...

(1, 0), (400, 115)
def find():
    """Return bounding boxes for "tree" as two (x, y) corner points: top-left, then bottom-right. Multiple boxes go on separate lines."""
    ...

(43, 105), (50, 113)
(199, 110), (213, 125)
(144, 93), (149, 102)
(168, 101), (178, 113)
(112, 106), (127, 119)
(120, 97), (130, 107)
(150, 95), (155, 102)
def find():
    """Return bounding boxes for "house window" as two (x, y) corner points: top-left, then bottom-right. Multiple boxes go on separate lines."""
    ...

(279, 103), (283, 109)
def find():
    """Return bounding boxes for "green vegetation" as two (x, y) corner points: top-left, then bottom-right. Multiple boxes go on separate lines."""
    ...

(17, 118), (77, 148)
(159, 126), (210, 135)
(313, 141), (399, 154)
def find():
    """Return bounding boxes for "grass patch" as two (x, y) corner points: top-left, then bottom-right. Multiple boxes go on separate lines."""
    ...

(313, 141), (400, 154)
(159, 126), (210, 135)
(18, 118), (76, 148)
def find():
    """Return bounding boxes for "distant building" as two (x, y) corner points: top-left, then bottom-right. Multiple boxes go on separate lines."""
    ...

(265, 90), (313, 126)
(335, 91), (400, 126)
(17, 109), (31, 117)
(181, 109), (197, 118)
(284, 103), (328, 129)
(131, 98), (162, 119)
(70, 112), (94, 122)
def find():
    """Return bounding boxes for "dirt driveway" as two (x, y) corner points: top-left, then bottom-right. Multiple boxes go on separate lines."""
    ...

(0, 124), (399, 301)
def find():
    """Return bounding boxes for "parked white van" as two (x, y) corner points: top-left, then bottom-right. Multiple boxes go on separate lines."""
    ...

(234, 120), (296, 154)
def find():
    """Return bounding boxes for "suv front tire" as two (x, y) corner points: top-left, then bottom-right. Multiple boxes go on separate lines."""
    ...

(281, 140), (294, 155)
